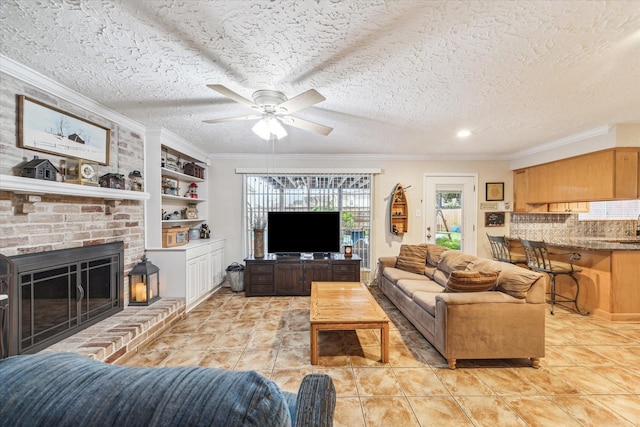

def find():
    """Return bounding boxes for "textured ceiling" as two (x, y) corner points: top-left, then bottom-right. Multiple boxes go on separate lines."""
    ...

(1, 0), (639, 157)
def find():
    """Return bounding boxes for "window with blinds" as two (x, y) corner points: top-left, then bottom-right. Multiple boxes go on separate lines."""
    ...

(243, 173), (373, 275)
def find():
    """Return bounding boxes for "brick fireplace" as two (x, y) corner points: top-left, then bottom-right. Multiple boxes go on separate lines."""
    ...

(0, 70), (147, 293)
(1, 242), (125, 356)
(0, 68), (166, 361)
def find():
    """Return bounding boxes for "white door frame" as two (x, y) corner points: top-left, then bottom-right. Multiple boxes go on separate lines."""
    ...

(423, 173), (478, 256)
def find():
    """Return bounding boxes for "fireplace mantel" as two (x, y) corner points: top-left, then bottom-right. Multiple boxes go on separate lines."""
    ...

(0, 175), (151, 201)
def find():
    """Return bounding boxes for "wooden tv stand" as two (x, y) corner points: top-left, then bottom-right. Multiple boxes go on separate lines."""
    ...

(243, 254), (361, 296)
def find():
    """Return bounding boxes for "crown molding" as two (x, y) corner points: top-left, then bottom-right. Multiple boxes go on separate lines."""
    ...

(209, 152), (512, 161)
(508, 125), (612, 161)
(146, 128), (208, 162)
(508, 125), (619, 170)
(235, 167), (382, 174)
(1, 55), (146, 134)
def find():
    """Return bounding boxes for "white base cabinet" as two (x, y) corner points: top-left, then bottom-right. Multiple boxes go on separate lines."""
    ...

(147, 238), (225, 311)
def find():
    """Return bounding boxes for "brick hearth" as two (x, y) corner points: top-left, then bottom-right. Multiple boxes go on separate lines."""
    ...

(39, 298), (186, 364)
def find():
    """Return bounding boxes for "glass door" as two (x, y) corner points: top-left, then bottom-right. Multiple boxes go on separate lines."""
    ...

(424, 174), (477, 255)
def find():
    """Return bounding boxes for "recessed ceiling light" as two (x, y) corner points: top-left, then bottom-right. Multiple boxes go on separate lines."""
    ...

(457, 129), (472, 138)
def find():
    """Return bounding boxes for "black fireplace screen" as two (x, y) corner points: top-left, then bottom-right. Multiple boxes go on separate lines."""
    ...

(1, 241), (124, 357)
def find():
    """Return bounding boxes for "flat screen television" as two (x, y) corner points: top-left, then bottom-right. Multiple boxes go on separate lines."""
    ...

(267, 211), (341, 254)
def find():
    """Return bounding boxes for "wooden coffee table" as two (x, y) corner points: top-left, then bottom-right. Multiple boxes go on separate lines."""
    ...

(310, 281), (389, 365)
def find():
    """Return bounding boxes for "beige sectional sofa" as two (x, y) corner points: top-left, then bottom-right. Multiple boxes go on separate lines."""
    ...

(378, 244), (546, 369)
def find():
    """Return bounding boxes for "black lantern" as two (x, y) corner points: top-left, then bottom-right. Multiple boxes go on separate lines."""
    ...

(128, 255), (160, 306)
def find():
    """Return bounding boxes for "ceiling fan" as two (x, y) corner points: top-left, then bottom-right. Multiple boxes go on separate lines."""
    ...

(203, 84), (333, 139)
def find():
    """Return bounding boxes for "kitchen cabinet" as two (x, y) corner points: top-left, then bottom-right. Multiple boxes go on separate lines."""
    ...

(244, 255), (361, 296)
(507, 239), (640, 321)
(546, 246), (640, 322)
(513, 170), (527, 213)
(547, 202), (590, 213)
(512, 169), (549, 213)
(513, 148), (639, 209)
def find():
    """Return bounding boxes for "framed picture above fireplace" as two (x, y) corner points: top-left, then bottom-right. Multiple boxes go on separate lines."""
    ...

(17, 95), (110, 165)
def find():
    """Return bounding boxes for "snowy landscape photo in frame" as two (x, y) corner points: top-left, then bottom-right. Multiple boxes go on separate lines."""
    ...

(18, 95), (110, 165)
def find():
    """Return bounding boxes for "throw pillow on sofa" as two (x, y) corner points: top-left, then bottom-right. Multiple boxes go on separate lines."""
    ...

(437, 251), (478, 274)
(433, 250), (478, 286)
(445, 270), (499, 293)
(396, 244), (428, 274)
(496, 268), (542, 299)
(427, 244), (449, 266)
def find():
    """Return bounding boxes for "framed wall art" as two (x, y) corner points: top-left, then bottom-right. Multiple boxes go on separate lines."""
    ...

(485, 182), (504, 201)
(18, 95), (110, 165)
(485, 212), (506, 227)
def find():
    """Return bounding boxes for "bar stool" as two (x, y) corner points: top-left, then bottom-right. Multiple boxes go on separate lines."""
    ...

(486, 234), (528, 266)
(520, 239), (588, 316)
(0, 294), (7, 358)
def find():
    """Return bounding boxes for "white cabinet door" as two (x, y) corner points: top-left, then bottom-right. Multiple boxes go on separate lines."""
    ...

(210, 248), (224, 289)
(185, 257), (200, 305)
(197, 255), (209, 296)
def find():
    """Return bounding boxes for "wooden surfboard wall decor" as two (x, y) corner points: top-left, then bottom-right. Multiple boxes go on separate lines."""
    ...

(390, 183), (408, 235)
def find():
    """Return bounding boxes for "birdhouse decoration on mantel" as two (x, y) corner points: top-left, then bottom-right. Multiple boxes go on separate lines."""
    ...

(20, 156), (59, 181)
(128, 255), (160, 306)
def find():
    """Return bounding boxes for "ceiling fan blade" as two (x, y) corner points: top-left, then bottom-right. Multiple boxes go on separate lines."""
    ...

(281, 116), (333, 136)
(207, 84), (258, 110)
(202, 114), (262, 124)
(275, 89), (326, 115)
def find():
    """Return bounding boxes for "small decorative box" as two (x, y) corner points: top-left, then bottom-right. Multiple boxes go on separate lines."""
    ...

(162, 227), (190, 248)
(99, 173), (125, 189)
(183, 162), (205, 179)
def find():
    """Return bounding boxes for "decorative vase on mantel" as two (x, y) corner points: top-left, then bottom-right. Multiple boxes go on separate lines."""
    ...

(254, 228), (265, 258)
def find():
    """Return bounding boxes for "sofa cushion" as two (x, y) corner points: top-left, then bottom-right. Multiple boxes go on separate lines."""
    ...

(495, 268), (542, 299)
(397, 279), (444, 298)
(445, 270), (498, 293)
(383, 267), (428, 285)
(437, 250), (477, 275)
(427, 244), (449, 266)
(433, 270), (449, 287)
(396, 244), (428, 274)
(424, 265), (437, 279)
(412, 291), (438, 316)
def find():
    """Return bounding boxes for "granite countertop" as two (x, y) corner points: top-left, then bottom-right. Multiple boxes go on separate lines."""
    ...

(509, 237), (640, 252)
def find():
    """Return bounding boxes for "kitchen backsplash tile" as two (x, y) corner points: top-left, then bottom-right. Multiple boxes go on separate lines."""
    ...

(510, 214), (637, 240)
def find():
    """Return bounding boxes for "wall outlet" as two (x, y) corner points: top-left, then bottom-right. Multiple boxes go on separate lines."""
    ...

(415, 209), (421, 217)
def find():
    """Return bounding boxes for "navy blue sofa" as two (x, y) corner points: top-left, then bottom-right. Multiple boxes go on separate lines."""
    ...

(0, 353), (335, 427)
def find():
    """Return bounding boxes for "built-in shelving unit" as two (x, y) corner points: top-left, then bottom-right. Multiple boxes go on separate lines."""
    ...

(145, 131), (210, 245)
(145, 128), (224, 311)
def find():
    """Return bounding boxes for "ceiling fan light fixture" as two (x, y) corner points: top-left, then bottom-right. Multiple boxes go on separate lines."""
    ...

(252, 115), (287, 140)
(270, 119), (287, 139)
(206, 85), (330, 137)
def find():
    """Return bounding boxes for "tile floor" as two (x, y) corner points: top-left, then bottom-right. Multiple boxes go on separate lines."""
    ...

(121, 286), (640, 426)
